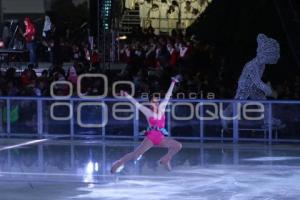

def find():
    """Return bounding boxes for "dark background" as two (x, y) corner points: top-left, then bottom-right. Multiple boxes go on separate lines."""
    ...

(188, 0), (300, 84)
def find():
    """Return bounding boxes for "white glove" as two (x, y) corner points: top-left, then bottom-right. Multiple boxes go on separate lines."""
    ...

(171, 75), (182, 83)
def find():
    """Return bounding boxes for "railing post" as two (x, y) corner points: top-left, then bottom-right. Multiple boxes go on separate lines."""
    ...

(8, 149), (11, 170)
(37, 99), (43, 137)
(38, 144), (44, 170)
(200, 102), (204, 143)
(71, 144), (74, 169)
(233, 144), (239, 165)
(233, 101), (239, 143)
(44, 100), (49, 135)
(70, 100), (74, 139)
(200, 145), (204, 166)
(102, 144), (106, 177)
(0, 101), (3, 133)
(268, 103), (272, 145)
(133, 105), (138, 141)
(102, 100), (106, 140)
(6, 99), (11, 136)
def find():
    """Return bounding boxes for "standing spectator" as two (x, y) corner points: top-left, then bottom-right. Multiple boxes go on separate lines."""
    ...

(159, 0), (170, 33)
(2, 21), (11, 47)
(149, 4), (161, 35)
(42, 15), (54, 63)
(179, 42), (190, 61)
(156, 42), (170, 69)
(167, 5), (179, 34)
(23, 17), (37, 68)
(167, 42), (178, 66)
(91, 49), (101, 71)
(42, 15), (52, 39)
(67, 63), (78, 86)
(144, 41), (157, 68)
(181, 1), (194, 29)
(72, 44), (82, 61)
(125, 0), (136, 9)
(138, 0), (152, 29)
(50, 23), (62, 65)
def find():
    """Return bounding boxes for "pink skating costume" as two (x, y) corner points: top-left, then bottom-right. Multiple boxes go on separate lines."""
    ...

(146, 114), (168, 145)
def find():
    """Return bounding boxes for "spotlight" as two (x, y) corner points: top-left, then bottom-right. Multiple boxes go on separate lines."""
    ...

(117, 35), (127, 41)
(0, 41), (4, 48)
(86, 161), (94, 174)
(94, 162), (99, 172)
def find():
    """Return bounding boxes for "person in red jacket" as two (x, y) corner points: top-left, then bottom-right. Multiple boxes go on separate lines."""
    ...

(167, 43), (178, 65)
(23, 17), (38, 68)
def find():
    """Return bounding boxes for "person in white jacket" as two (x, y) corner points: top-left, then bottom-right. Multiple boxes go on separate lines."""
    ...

(138, 0), (153, 28)
(148, 4), (161, 34)
(199, 0), (212, 14)
(42, 15), (52, 38)
(167, 5), (179, 34)
(159, 0), (171, 33)
(181, 1), (193, 29)
(125, 0), (137, 9)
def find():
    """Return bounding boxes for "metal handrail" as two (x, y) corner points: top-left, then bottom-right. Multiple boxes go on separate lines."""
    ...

(0, 96), (300, 104)
(0, 96), (299, 143)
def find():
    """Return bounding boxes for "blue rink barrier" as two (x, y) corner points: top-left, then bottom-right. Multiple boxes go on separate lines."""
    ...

(0, 97), (299, 143)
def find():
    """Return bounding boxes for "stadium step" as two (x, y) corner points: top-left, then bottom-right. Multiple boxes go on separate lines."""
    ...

(119, 8), (141, 35)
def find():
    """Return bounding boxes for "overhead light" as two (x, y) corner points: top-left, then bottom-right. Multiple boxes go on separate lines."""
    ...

(86, 161), (94, 174)
(94, 162), (99, 172)
(0, 41), (4, 48)
(117, 35), (127, 41)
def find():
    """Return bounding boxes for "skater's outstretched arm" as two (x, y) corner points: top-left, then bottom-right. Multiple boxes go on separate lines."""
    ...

(159, 76), (180, 117)
(120, 90), (153, 119)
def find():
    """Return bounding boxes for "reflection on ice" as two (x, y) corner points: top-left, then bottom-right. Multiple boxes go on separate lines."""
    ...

(1, 141), (300, 200)
(243, 156), (300, 161)
(73, 165), (300, 200)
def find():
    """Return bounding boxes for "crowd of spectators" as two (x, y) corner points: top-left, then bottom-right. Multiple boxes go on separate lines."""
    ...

(0, 16), (102, 98)
(1, 30), (300, 100)
(115, 31), (300, 100)
(1, 0), (300, 100)
(126, 0), (212, 35)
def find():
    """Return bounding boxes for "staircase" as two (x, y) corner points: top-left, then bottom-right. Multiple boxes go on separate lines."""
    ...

(118, 8), (141, 35)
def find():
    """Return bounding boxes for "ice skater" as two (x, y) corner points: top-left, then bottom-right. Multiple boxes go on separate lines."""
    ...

(222, 33), (281, 130)
(111, 76), (182, 173)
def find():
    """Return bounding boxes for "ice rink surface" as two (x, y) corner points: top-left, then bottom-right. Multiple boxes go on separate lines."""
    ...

(0, 139), (300, 200)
